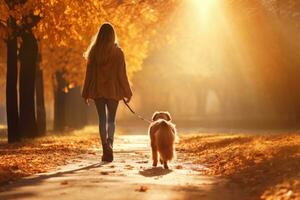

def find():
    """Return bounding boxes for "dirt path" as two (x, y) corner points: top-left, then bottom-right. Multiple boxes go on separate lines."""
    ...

(0, 135), (242, 200)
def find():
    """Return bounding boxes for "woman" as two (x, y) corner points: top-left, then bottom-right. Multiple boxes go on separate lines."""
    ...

(82, 23), (132, 162)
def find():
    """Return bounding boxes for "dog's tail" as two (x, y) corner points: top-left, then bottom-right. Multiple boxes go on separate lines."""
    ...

(156, 120), (175, 162)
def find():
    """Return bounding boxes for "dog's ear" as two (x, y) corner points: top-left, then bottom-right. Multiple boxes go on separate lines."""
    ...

(164, 111), (172, 121)
(152, 111), (160, 121)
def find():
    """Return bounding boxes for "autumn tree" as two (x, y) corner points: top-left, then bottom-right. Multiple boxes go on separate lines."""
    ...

(0, 0), (42, 140)
(1, 0), (179, 137)
(35, 51), (46, 135)
(6, 17), (19, 142)
(1, 1), (20, 142)
(33, 0), (179, 130)
(19, 29), (39, 137)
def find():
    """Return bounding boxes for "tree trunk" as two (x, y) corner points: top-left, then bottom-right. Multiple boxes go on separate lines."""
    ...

(19, 31), (38, 138)
(65, 86), (87, 129)
(35, 54), (46, 135)
(53, 71), (67, 131)
(6, 17), (19, 143)
(53, 72), (88, 131)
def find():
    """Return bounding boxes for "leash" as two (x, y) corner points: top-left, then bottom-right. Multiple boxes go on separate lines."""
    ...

(122, 99), (152, 124)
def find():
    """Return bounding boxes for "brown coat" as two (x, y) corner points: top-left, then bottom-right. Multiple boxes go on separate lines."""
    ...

(82, 47), (132, 101)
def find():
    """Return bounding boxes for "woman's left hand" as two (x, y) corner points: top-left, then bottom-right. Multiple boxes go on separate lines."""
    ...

(124, 96), (131, 103)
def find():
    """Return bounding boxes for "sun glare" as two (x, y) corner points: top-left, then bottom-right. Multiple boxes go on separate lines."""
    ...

(171, 0), (226, 76)
(192, 0), (218, 25)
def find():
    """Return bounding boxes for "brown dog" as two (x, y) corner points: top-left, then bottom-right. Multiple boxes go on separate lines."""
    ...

(149, 111), (176, 169)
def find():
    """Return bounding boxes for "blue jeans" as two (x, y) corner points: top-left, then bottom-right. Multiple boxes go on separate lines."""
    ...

(94, 98), (119, 148)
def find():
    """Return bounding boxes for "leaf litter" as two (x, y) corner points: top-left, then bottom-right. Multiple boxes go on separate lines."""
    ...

(178, 133), (300, 199)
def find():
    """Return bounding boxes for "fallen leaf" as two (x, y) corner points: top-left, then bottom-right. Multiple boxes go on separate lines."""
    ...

(100, 171), (109, 175)
(176, 165), (183, 169)
(135, 185), (149, 192)
(136, 160), (149, 164)
(60, 180), (68, 185)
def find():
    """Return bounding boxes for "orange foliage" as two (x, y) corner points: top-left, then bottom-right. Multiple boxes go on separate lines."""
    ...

(0, 0), (179, 101)
(36, 0), (179, 99)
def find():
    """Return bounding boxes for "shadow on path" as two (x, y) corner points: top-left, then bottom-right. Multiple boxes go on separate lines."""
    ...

(0, 161), (108, 193)
(139, 167), (172, 177)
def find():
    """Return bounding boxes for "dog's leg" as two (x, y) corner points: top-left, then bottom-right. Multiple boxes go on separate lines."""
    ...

(159, 158), (163, 165)
(163, 161), (169, 169)
(151, 141), (158, 167)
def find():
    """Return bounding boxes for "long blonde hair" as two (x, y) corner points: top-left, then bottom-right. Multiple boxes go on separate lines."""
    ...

(84, 23), (118, 66)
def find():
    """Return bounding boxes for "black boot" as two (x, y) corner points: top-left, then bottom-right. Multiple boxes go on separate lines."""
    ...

(101, 143), (109, 162)
(106, 143), (113, 162)
(102, 143), (113, 162)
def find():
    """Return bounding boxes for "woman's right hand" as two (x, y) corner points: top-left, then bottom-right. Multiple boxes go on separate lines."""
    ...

(123, 96), (131, 103)
(84, 98), (91, 106)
